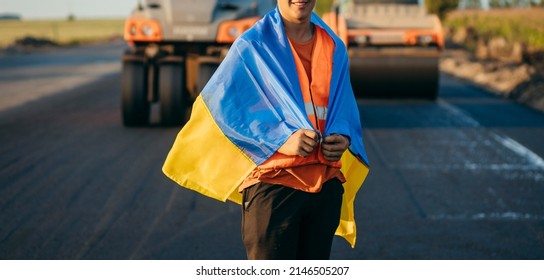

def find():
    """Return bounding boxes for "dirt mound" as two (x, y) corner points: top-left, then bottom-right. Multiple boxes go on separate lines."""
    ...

(441, 35), (544, 113)
(3, 36), (59, 53)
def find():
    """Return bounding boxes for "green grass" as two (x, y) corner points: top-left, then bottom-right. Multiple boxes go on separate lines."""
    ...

(0, 19), (125, 48)
(445, 8), (544, 50)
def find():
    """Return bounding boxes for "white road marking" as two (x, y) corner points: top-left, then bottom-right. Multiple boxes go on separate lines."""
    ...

(430, 212), (544, 221)
(436, 99), (544, 172)
(437, 99), (481, 127)
(492, 133), (544, 169)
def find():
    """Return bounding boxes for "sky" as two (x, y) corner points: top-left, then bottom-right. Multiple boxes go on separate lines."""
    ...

(0, 0), (140, 19)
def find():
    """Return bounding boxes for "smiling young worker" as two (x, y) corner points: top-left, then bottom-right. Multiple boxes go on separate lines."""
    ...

(240, 0), (352, 260)
(162, 0), (369, 260)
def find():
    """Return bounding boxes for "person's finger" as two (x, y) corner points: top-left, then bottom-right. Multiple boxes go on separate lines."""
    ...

(299, 142), (315, 155)
(322, 139), (346, 161)
(301, 135), (318, 148)
(322, 147), (342, 158)
(323, 135), (335, 144)
(302, 129), (319, 142)
(324, 134), (341, 143)
(324, 134), (348, 145)
(322, 142), (342, 152)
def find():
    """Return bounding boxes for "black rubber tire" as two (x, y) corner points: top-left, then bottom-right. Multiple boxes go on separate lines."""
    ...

(121, 61), (149, 126)
(159, 63), (185, 126)
(196, 63), (218, 94)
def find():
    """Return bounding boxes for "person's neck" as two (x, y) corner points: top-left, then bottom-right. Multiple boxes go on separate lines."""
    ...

(283, 19), (314, 43)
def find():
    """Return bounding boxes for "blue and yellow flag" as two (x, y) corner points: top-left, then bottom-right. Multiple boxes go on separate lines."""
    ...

(163, 8), (369, 247)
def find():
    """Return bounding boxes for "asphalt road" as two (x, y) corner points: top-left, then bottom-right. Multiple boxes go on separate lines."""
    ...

(0, 43), (543, 260)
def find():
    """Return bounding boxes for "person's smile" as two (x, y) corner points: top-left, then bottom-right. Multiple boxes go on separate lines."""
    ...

(291, 0), (310, 8)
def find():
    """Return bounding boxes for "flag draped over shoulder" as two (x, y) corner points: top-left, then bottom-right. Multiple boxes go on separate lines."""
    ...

(162, 8), (370, 247)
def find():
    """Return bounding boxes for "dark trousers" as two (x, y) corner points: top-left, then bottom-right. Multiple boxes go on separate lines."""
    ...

(241, 178), (344, 260)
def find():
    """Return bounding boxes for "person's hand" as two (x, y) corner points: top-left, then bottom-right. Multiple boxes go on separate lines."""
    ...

(321, 134), (350, 162)
(278, 129), (319, 157)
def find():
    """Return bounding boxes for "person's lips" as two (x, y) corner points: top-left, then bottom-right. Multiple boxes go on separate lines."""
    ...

(291, 1), (309, 8)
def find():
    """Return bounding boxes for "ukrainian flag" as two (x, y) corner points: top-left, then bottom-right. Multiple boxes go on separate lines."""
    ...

(163, 8), (369, 247)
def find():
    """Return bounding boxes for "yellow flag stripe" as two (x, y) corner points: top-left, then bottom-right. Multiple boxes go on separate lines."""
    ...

(337, 151), (370, 247)
(162, 96), (256, 204)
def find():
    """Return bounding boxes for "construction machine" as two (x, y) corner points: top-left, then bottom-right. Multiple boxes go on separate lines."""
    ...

(323, 0), (445, 99)
(121, 0), (276, 126)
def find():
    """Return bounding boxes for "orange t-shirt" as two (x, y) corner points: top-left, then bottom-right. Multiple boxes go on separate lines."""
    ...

(290, 36), (315, 82)
(239, 26), (345, 193)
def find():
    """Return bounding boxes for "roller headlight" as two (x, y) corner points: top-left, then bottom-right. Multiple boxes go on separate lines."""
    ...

(418, 35), (433, 45)
(354, 35), (367, 45)
(129, 24), (138, 36)
(228, 26), (240, 38)
(142, 24), (154, 37)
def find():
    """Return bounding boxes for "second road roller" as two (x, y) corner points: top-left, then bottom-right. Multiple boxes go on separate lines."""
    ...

(324, 0), (445, 99)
